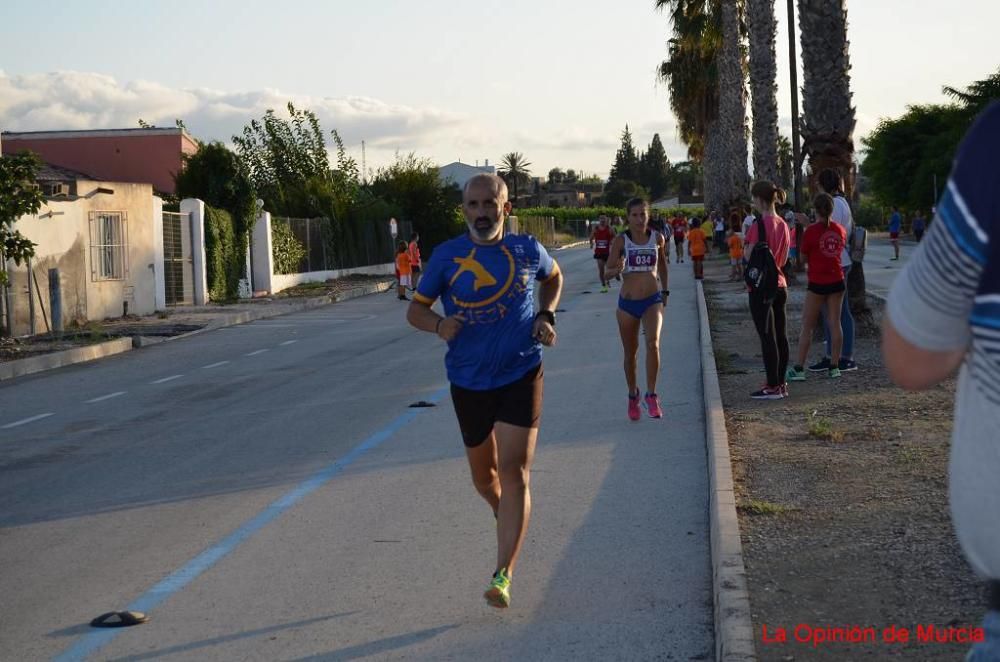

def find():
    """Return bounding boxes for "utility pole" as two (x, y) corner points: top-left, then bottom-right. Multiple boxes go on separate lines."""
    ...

(787, 0), (804, 209)
(361, 140), (367, 184)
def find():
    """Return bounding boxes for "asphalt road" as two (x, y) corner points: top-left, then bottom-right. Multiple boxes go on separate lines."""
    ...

(860, 238), (915, 299)
(0, 246), (713, 661)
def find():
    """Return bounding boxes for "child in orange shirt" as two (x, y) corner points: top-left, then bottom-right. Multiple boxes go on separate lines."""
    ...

(395, 241), (412, 300)
(687, 221), (707, 280)
(728, 229), (744, 281)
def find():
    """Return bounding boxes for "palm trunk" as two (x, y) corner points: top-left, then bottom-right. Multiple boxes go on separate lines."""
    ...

(717, 0), (750, 210)
(797, 0), (856, 196)
(748, 0), (779, 183)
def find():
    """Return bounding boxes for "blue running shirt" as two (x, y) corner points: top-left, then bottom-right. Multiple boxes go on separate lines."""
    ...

(414, 233), (559, 390)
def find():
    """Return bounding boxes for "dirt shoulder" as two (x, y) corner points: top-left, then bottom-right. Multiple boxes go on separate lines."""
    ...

(699, 254), (986, 660)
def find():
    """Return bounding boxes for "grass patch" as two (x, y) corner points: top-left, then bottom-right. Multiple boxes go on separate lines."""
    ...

(739, 499), (793, 516)
(807, 412), (845, 441)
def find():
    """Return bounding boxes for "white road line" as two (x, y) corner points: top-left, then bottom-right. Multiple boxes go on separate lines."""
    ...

(279, 340), (298, 346)
(85, 391), (126, 404)
(202, 361), (230, 369)
(245, 349), (269, 356)
(151, 374), (183, 384)
(2, 413), (55, 429)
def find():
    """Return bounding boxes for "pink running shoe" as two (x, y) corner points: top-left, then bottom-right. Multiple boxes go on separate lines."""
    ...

(644, 393), (663, 418)
(627, 391), (641, 421)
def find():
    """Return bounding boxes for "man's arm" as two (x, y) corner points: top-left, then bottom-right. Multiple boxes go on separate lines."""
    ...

(407, 299), (464, 341)
(882, 319), (966, 391)
(532, 264), (563, 346)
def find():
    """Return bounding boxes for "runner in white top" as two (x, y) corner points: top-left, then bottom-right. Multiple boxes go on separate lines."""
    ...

(603, 198), (670, 421)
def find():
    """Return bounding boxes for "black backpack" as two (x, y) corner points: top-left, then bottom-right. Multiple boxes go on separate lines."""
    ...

(744, 216), (780, 303)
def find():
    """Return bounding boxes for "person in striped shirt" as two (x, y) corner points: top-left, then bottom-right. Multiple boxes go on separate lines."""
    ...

(883, 102), (1000, 661)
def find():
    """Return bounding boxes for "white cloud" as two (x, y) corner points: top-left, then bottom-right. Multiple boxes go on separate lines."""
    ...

(0, 71), (470, 153)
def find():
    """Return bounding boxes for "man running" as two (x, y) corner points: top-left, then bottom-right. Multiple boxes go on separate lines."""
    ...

(671, 213), (688, 263)
(406, 173), (563, 609)
(590, 215), (614, 292)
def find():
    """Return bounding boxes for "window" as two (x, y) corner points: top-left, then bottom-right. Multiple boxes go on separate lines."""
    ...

(89, 211), (128, 281)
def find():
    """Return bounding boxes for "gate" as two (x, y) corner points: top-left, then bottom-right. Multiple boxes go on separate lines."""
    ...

(162, 211), (194, 305)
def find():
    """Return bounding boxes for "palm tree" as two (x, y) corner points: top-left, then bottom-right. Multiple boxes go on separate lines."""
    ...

(777, 134), (793, 190)
(797, 0), (856, 197)
(748, 0), (779, 183)
(656, 1), (720, 201)
(657, 0), (747, 212)
(498, 152), (532, 204)
(714, 0), (750, 211)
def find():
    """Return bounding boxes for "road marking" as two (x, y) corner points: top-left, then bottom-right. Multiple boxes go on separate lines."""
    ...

(53, 386), (449, 662)
(151, 374), (183, 384)
(279, 340), (298, 346)
(1, 413), (54, 429)
(245, 349), (269, 356)
(85, 391), (126, 404)
(202, 361), (230, 369)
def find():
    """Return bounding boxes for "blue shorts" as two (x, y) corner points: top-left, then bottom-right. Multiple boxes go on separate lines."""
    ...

(618, 292), (663, 319)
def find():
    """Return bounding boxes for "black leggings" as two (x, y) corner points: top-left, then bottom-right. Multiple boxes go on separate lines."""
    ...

(749, 289), (789, 387)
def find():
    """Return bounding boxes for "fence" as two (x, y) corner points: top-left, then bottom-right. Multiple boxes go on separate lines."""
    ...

(511, 216), (556, 247)
(271, 216), (413, 273)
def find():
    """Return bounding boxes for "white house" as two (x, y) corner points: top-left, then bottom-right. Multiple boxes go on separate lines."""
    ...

(438, 160), (496, 190)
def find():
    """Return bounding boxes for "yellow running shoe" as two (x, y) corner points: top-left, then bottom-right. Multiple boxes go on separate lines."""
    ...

(484, 568), (511, 608)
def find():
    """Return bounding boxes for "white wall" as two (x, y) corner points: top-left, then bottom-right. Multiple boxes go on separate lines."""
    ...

(9, 181), (160, 335)
(269, 263), (394, 294)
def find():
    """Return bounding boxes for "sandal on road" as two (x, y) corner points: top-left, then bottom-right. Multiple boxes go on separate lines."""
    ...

(90, 611), (150, 628)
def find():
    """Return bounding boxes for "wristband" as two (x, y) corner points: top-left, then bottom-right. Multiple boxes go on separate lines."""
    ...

(535, 310), (556, 327)
(661, 290), (670, 297)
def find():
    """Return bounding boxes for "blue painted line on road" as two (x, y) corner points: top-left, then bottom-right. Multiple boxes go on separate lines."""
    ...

(53, 386), (449, 662)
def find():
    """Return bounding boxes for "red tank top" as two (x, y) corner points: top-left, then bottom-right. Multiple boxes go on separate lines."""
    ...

(593, 227), (613, 253)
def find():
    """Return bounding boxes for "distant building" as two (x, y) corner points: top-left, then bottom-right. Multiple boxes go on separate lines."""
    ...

(438, 160), (496, 190)
(652, 194), (704, 210)
(1, 128), (198, 195)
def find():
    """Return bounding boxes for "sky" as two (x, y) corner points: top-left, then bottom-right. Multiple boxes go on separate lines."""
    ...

(1, 0), (997, 181)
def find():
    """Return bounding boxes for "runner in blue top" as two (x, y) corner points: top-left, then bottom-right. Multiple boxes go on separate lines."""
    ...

(406, 173), (562, 609)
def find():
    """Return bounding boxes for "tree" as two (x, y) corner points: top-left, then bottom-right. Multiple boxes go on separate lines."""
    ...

(777, 134), (794, 191)
(604, 180), (649, 208)
(748, 0), (779, 183)
(175, 142), (258, 299)
(798, 0), (857, 197)
(548, 167), (566, 185)
(498, 152), (532, 204)
(713, 0), (750, 211)
(669, 160), (704, 196)
(0, 151), (44, 293)
(656, 0), (748, 210)
(861, 69), (1000, 211)
(639, 133), (672, 200)
(565, 169), (578, 184)
(370, 153), (462, 256)
(232, 102), (332, 216)
(608, 125), (641, 185)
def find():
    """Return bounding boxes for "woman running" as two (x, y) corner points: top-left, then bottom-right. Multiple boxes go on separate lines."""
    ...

(604, 198), (670, 420)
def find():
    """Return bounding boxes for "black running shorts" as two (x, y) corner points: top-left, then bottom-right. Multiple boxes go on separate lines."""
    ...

(450, 364), (544, 448)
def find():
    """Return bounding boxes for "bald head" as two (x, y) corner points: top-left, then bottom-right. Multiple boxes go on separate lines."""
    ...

(463, 173), (509, 203)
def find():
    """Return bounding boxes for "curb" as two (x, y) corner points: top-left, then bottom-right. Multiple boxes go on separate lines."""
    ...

(696, 280), (757, 661)
(0, 337), (133, 382)
(0, 281), (394, 382)
(554, 240), (589, 251)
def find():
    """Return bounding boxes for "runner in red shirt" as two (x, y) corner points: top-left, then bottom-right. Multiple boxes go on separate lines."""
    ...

(670, 215), (688, 263)
(590, 215), (615, 293)
(786, 193), (848, 382)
